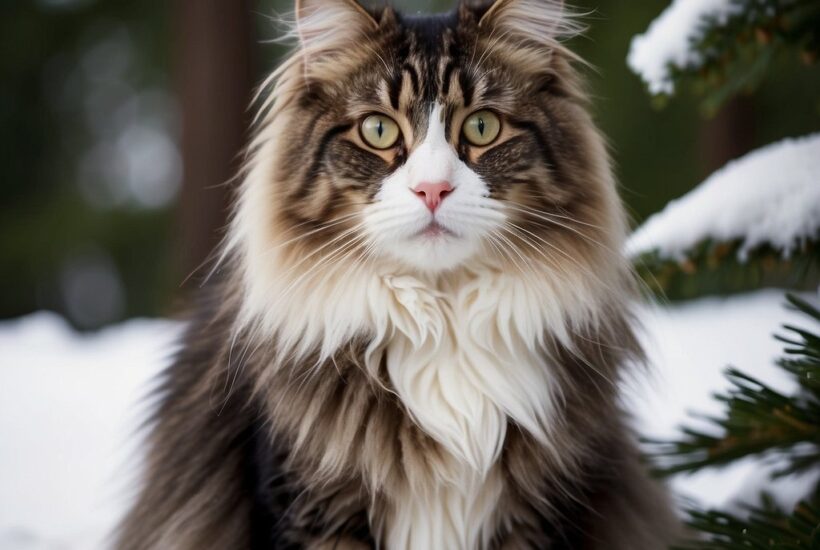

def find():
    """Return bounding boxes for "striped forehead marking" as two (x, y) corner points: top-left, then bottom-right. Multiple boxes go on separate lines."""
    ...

(381, 16), (480, 149)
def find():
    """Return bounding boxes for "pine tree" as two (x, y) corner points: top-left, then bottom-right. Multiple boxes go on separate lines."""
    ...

(628, 0), (820, 301)
(627, 1), (820, 545)
(673, 0), (820, 113)
(658, 0), (820, 115)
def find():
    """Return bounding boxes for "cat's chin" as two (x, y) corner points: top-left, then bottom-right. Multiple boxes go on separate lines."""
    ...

(385, 233), (481, 273)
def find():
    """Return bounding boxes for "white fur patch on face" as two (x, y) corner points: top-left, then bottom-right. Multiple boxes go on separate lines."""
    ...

(363, 103), (505, 272)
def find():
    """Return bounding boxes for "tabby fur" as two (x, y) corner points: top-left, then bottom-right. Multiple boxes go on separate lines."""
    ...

(116, 1), (680, 548)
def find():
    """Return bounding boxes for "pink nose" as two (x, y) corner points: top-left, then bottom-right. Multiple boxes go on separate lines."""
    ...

(413, 181), (453, 212)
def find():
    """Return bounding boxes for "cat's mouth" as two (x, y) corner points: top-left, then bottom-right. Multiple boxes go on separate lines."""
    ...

(417, 221), (454, 238)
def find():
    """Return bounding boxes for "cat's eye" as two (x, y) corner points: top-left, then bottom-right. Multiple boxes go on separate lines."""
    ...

(462, 110), (501, 147)
(360, 114), (400, 150)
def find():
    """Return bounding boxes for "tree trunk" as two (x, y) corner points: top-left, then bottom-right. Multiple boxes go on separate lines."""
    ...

(698, 95), (756, 177)
(173, 0), (254, 289)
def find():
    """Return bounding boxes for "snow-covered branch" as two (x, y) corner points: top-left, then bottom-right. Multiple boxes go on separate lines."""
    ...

(627, 133), (820, 261)
(627, 0), (741, 95)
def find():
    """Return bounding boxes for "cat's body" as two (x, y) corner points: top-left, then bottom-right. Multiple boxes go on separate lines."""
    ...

(117, 1), (679, 548)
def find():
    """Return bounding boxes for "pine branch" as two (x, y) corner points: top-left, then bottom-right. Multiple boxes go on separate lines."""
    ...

(646, 294), (820, 477)
(651, 0), (820, 113)
(633, 238), (820, 301)
(778, 294), (820, 399)
(674, 493), (820, 549)
(652, 295), (820, 546)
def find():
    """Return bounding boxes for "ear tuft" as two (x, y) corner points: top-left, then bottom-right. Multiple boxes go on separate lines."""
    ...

(289, 0), (381, 83)
(294, 0), (378, 53)
(476, 0), (580, 45)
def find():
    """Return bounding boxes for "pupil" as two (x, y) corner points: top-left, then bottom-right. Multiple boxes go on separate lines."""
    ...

(478, 118), (485, 135)
(377, 120), (383, 138)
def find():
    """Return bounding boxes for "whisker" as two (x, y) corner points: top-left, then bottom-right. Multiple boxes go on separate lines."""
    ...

(261, 222), (368, 285)
(490, 231), (538, 282)
(261, 212), (364, 255)
(503, 221), (619, 295)
(500, 224), (574, 285)
(504, 204), (614, 253)
(528, 219), (621, 262)
(504, 199), (608, 232)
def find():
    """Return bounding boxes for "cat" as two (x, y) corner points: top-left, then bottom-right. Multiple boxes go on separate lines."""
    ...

(115, 0), (680, 548)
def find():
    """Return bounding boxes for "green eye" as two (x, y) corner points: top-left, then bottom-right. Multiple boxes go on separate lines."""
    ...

(361, 114), (400, 149)
(462, 110), (501, 146)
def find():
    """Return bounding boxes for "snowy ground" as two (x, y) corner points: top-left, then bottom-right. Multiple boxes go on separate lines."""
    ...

(1, 289), (817, 549)
(627, 289), (819, 511)
(0, 315), (178, 550)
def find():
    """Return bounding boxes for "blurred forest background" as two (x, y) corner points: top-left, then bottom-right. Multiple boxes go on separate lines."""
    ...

(3, 0), (819, 330)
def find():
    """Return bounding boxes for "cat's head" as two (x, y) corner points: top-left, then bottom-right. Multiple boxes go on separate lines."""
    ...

(232, 0), (625, 280)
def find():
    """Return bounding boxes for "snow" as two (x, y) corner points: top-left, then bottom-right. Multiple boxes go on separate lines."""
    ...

(627, 0), (742, 94)
(0, 313), (179, 550)
(627, 289), (819, 510)
(627, 133), (820, 260)
(1, 289), (818, 548)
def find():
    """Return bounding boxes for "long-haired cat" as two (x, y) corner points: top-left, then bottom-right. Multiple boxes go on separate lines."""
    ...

(116, 0), (679, 548)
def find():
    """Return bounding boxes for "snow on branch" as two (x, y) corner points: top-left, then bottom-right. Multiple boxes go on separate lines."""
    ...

(627, 133), (820, 260)
(627, 0), (741, 95)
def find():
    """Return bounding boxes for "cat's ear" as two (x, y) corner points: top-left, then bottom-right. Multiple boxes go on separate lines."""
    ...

(473, 0), (574, 43)
(294, 0), (378, 53)
(292, 0), (382, 82)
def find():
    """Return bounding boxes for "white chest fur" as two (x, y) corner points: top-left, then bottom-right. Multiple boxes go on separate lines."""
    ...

(237, 259), (599, 548)
(369, 274), (561, 549)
